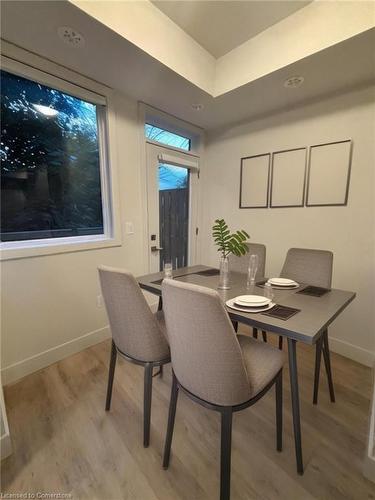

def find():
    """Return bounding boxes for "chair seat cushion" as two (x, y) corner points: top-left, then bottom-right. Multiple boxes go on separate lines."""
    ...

(237, 335), (285, 397)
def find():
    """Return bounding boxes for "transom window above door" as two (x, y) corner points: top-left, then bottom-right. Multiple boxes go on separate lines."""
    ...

(145, 123), (191, 151)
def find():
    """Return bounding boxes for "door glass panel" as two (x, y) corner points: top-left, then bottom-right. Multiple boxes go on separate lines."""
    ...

(159, 164), (188, 190)
(158, 164), (189, 270)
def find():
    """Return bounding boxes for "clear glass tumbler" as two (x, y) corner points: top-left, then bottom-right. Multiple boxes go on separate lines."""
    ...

(246, 254), (259, 288)
(264, 282), (274, 301)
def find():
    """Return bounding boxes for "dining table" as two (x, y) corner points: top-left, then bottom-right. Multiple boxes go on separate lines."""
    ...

(137, 264), (356, 475)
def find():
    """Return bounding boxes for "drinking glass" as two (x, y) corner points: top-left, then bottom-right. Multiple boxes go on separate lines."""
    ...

(264, 282), (274, 301)
(246, 254), (259, 288)
(164, 262), (173, 279)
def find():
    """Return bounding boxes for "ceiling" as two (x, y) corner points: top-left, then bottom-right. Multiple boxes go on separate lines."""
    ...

(1, 1), (374, 130)
(152, 0), (311, 58)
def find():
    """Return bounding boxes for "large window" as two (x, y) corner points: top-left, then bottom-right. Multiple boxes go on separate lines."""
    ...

(1, 69), (107, 243)
(145, 123), (191, 151)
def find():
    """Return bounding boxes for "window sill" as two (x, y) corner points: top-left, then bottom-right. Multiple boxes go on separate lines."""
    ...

(0, 235), (122, 261)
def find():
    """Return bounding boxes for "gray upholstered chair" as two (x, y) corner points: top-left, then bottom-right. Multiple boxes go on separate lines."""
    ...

(230, 243), (268, 342)
(161, 279), (285, 500)
(229, 242), (266, 277)
(98, 265), (170, 447)
(280, 248), (334, 405)
(280, 248), (333, 288)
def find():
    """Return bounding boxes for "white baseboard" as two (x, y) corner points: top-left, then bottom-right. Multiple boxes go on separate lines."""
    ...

(1, 326), (111, 386)
(1, 313), (372, 386)
(363, 454), (375, 482)
(364, 369), (375, 482)
(329, 336), (375, 367)
(1, 433), (12, 460)
(1, 384), (12, 459)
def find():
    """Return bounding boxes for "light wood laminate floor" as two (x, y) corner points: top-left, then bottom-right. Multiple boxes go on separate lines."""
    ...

(2, 333), (374, 499)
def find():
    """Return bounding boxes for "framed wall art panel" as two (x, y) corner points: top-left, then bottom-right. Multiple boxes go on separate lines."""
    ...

(270, 147), (307, 208)
(306, 139), (353, 207)
(239, 153), (270, 209)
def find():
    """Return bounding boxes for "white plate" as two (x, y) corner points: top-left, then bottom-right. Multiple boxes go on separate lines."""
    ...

(234, 295), (271, 306)
(268, 278), (298, 286)
(234, 301), (270, 308)
(268, 284), (299, 290)
(226, 299), (275, 313)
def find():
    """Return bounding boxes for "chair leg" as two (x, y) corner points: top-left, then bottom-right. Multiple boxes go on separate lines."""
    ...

(276, 371), (283, 452)
(143, 362), (153, 447)
(322, 330), (336, 403)
(220, 408), (233, 500)
(163, 372), (179, 469)
(278, 336), (283, 351)
(105, 340), (117, 411)
(252, 327), (258, 339)
(313, 335), (324, 405)
(262, 331), (268, 342)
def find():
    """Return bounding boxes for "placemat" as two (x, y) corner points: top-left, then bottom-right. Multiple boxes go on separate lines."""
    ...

(261, 304), (301, 321)
(297, 286), (330, 297)
(151, 278), (164, 285)
(151, 268), (219, 285)
(255, 279), (268, 288)
(195, 268), (220, 276)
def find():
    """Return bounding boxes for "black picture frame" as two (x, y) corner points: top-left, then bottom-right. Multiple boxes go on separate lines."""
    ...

(269, 147), (307, 208)
(239, 153), (270, 209)
(306, 139), (353, 207)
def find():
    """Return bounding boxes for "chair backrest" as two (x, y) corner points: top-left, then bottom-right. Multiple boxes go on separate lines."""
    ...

(280, 248), (333, 288)
(98, 265), (169, 362)
(230, 243), (266, 278)
(162, 279), (251, 406)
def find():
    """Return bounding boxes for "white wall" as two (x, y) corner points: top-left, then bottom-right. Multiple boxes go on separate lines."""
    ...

(0, 62), (157, 384)
(201, 85), (375, 366)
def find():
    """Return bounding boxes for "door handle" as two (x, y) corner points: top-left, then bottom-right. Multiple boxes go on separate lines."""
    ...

(151, 246), (163, 252)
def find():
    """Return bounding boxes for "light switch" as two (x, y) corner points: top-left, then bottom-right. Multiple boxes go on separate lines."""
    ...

(125, 222), (134, 234)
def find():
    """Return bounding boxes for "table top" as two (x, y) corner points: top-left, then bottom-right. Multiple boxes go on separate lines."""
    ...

(137, 265), (356, 345)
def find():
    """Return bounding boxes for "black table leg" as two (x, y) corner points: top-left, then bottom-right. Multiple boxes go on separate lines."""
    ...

(287, 338), (304, 475)
(143, 362), (153, 448)
(157, 296), (163, 311)
(155, 296), (163, 377)
(322, 330), (335, 403)
(313, 335), (324, 405)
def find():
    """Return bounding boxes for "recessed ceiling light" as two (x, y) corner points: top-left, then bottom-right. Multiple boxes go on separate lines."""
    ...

(284, 76), (304, 89)
(32, 104), (59, 117)
(191, 104), (203, 111)
(58, 26), (85, 48)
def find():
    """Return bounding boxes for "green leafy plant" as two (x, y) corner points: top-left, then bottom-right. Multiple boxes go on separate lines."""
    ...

(212, 219), (250, 258)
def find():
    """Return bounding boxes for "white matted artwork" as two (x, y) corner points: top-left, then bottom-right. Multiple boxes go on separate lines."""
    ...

(270, 147), (307, 207)
(306, 139), (353, 206)
(240, 153), (270, 208)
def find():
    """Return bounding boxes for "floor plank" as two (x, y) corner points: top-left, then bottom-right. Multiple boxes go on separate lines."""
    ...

(2, 333), (375, 499)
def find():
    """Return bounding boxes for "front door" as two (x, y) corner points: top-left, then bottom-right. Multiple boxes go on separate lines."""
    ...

(146, 143), (199, 272)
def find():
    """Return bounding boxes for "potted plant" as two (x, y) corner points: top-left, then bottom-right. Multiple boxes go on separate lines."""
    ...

(212, 218), (249, 289)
